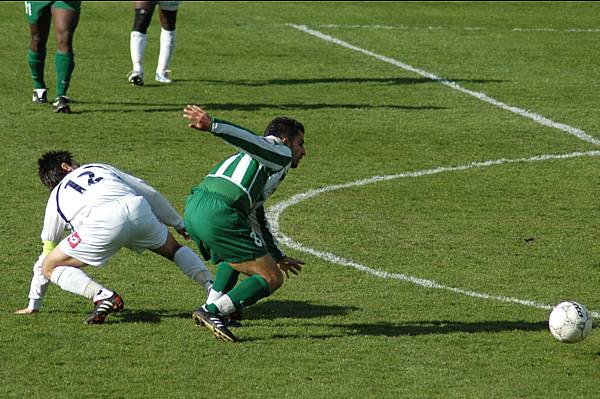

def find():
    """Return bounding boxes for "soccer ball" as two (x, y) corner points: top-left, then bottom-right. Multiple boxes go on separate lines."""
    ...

(548, 301), (593, 343)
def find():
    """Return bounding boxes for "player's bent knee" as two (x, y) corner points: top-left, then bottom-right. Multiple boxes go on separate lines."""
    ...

(41, 260), (57, 280)
(262, 269), (283, 293)
(151, 233), (181, 261)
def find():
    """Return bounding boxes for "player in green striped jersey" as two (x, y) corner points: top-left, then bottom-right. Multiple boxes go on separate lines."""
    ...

(183, 104), (306, 342)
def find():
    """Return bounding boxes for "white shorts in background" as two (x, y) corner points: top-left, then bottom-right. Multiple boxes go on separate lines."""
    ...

(158, 1), (180, 11)
(59, 196), (168, 266)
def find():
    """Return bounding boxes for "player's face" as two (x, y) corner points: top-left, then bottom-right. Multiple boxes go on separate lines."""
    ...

(289, 132), (305, 168)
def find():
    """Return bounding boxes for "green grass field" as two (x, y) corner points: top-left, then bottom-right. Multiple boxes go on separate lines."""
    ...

(2, 1), (600, 398)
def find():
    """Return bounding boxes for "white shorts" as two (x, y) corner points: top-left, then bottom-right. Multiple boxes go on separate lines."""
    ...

(59, 196), (168, 266)
(158, 1), (180, 11)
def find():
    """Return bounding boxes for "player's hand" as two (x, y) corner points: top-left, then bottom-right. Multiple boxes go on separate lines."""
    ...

(15, 308), (38, 314)
(278, 257), (304, 278)
(183, 105), (212, 131)
(176, 227), (191, 241)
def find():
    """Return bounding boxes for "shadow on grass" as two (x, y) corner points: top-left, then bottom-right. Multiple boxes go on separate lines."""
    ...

(241, 320), (550, 342)
(248, 300), (359, 320)
(115, 299), (357, 324)
(72, 101), (446, 113)
(331, 319), (549, 337)
(117, 309), (190, 324)
(175, 77), (507, 86)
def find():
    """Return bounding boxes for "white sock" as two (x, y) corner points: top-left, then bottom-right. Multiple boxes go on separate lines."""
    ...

(212, 295), (236, 316)
(173, 247), (213, 290)
(50, 266), (104, 300)
(92, 287), (115, 302)
(130, 31), (147, 73)
(156, 28), (176, 74)
(206, 288), (223, 305)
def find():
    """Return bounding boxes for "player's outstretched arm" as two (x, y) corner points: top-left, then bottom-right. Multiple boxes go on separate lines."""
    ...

(15, 254), (50, 314)
(183, 105), (212, 131)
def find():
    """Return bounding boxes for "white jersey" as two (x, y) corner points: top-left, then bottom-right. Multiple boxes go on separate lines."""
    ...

(41, 163), (183, 243)
(26, 163), (186, 311)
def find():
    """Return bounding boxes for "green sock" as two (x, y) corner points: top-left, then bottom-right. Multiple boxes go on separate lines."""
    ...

(212, 262), (240, 293)
(226, 275), (270, 309)
(28, 49), (46, 89)
(55, 51), (75, 97)
(206, 275), (270, 315)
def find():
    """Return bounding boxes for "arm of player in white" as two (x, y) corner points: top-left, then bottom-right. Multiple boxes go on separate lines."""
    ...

(112, 169), (184, 230)
(17, 194), (66, 314)
(16, 254), (50, 313)
(210, 119), (292, 171)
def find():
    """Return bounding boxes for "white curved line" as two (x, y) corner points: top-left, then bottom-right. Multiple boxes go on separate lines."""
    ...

(267, 151), (600, 318)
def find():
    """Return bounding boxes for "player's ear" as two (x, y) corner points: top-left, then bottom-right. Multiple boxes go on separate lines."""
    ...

(60, 162), (74, 172)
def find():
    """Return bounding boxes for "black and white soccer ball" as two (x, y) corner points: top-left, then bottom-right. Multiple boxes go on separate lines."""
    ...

(548, 301), (593, 343)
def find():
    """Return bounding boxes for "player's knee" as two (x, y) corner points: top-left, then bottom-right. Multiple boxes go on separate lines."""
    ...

(133, 8), (152, 34)
(263, 269), (283, 293)
(159, 10), (177, 31)
(41, 259), (57, 280)
(152, 233), (182, 261)
(30, 35), (46, 53)
(55, 31), (74, 53)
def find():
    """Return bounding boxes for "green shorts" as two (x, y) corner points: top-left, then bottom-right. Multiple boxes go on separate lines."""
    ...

(184, 188), (267, 264)
(25, 1), (81, 24)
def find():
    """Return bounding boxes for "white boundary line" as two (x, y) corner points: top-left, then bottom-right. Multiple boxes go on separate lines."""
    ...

(287, 24), (600, 147)
(318, 24), (600, 33)
(267, 151), (600, 318)
(270, 24), (600, 318)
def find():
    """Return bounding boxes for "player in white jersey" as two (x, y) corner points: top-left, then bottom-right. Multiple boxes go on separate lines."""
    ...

(15, 150), (213, 324)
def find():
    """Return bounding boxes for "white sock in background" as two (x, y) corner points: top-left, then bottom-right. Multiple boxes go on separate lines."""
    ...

(130, 30), (147, 73)
(156, 28), (176, 74)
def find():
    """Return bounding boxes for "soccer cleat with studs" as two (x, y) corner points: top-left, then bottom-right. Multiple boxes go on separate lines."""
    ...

(127, 71), (144, 86)
(224, 309), (243, 327)
(86, 292), (124, 325)
(32, 89), (48, 104)
(192, 307), (238, 342)
(52, 96), (71, 113)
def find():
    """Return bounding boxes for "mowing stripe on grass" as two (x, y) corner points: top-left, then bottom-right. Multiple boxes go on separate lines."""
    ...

(287, 24), (600, 147)
(267, 151), (600, 318)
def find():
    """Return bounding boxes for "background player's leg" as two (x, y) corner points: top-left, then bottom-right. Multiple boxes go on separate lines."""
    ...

(129, 1), (156, 85)
(155, 8), (177, 83)
(51, 7), (80, 112)
(28, 9), (51, 103)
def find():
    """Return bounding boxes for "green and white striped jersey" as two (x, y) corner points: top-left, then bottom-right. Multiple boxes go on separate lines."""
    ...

(198, 118), (292, 213)
(194, 118), (292, 260)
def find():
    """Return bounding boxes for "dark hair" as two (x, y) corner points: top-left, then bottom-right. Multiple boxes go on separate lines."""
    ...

(263, 117), (304, 140)
(38, 150), (76, 190)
